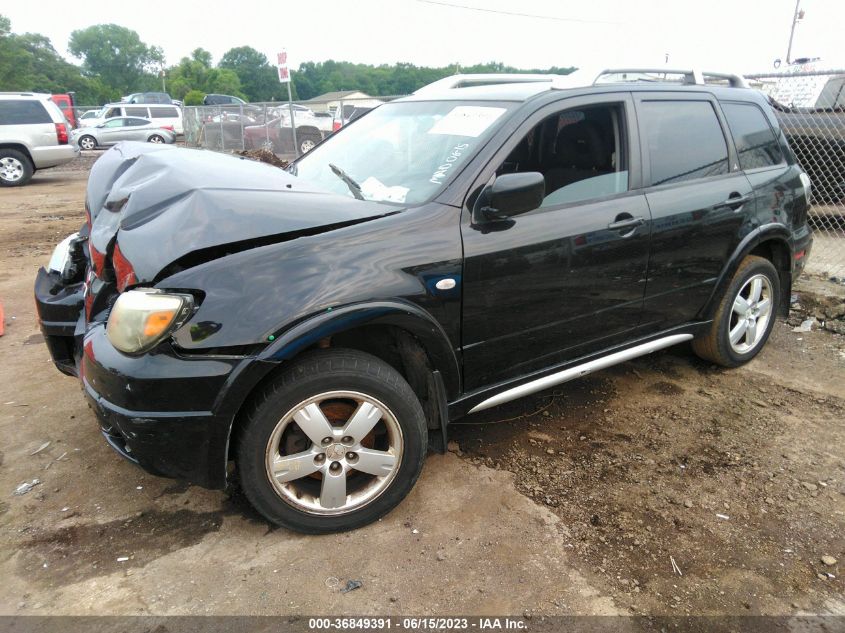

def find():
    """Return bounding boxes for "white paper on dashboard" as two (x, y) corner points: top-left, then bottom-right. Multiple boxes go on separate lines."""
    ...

(360, 176), (409, 203)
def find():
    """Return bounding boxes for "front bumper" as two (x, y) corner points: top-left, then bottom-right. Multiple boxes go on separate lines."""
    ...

(78, 324), (250, 489)
(35, 266), (268, 489)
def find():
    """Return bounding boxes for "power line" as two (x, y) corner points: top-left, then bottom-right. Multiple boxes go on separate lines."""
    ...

(414, 0), (618, 24)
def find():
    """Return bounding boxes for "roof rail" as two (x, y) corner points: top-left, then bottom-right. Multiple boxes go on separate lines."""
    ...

(414, 73), (566, 94)
(594, 68), (748, 88)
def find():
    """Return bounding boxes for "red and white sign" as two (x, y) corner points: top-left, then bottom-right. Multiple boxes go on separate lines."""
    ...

(276, 50), (290, 83)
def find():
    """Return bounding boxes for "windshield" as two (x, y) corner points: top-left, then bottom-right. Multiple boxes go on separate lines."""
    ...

(294, 100), (514, 205)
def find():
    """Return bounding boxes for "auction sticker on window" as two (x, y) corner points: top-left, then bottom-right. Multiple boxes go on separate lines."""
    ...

(428, 106), (506, 137)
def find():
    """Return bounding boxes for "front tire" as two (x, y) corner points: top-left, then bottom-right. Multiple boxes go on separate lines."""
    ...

(692, 255), (780, 367)
(236, 349), (427, 534)
(78, 135), (97, 150)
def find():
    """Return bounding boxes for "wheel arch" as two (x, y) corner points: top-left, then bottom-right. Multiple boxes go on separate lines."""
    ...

(699, 224), (793, 321)
(221, 300), (461, 462)
(0, 143), (34, 168)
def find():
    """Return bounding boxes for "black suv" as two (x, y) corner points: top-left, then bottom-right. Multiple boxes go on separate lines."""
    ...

(35, 70), (813, 533)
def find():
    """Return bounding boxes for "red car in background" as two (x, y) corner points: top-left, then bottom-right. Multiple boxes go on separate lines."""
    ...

(50, 94), (77, 128)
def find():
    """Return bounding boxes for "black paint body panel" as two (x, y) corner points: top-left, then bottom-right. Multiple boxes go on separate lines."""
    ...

(34, 84), (813, 489)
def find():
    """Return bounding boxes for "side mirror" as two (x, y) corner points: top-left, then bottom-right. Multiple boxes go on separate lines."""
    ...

(473, 172), (545, 224)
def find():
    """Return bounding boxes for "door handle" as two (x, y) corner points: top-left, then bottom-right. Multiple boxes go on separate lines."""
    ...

(607, 216), (646, 231)
(717, 193), (751, 211)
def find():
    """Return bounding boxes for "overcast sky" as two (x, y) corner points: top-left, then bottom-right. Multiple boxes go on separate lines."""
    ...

(5, 0), (844, 74)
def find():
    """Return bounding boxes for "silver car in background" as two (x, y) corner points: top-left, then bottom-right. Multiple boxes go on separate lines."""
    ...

(71, 117), (176, 150)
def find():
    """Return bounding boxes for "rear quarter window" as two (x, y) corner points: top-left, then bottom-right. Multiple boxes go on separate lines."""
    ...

(639, 100), (729, 186)
(0, 100), (52, 125)
(721, 102), (784, 169)
(149, 107), (179, 117)
(125, 107), (149, 117)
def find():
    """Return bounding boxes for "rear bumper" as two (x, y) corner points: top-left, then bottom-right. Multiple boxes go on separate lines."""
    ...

(791, 225), (813, 279)
(31, 144), (79, 169)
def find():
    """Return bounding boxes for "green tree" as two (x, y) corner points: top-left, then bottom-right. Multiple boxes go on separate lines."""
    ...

(0, 16), (112, 104)
(219, 46), (279, 101)
(68, 24), (163, 95)
(166, 48), (244, 101)
(183, 89), (204, 106)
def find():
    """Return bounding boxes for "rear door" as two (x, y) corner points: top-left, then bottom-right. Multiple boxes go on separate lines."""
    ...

(633, 93), (753, 331)
(461, 93), (652, 391)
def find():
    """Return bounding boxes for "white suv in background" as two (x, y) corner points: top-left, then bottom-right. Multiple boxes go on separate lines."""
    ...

(83, 103), (184, 134)
(0, 92), (79, 186)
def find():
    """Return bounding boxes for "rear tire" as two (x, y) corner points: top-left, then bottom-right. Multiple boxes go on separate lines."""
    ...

(236, 349), (427, 534)
(78, 135), (97, 150)
(298, 132), (321, 154)
(148, 134), (165, 144)
(692, 255), (780, 367)
(0, 149), (33, 187)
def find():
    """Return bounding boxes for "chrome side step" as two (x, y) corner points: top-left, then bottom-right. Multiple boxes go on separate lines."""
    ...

(467, 334), (694, 414)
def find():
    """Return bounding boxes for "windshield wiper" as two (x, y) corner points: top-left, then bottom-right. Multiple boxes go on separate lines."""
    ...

(328, 163), (365, 200)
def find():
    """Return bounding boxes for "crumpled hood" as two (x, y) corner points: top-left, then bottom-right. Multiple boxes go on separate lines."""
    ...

(87, 142), (399, 284)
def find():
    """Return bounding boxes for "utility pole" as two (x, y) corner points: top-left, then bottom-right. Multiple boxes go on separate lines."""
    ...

(786, 0), (804, 65)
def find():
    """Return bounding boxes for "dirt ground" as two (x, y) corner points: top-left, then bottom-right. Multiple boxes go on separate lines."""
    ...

(0, 160), (843, 619)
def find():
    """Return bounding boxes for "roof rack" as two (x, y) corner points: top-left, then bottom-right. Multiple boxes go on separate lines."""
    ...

(414, 73), (565, 94)
(594, 68), (748, 88)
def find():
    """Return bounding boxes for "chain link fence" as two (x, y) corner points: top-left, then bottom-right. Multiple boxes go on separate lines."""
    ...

(182, 96), (404, 161)
(747, 69), (845, 277)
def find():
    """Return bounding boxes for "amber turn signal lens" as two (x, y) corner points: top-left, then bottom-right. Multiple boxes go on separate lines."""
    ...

(143, 310), (178, 337)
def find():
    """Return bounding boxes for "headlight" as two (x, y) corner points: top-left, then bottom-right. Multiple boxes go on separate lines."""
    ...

(106, 289), (194, 354)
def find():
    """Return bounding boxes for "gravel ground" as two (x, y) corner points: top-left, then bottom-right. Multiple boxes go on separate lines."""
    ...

(0, 158), (843, 619)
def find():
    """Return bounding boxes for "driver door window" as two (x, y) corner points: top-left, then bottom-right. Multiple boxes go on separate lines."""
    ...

(496, 104), (629, 207)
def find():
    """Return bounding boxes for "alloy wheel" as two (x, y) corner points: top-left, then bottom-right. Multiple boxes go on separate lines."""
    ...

(728, 273), (773, 354)
(79, 137), (96, 150)
(264, 391), (403, 515)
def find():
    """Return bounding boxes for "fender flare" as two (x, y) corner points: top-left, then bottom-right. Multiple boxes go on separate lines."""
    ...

(699, 223), (793, 321)
(257, 299), (462, 399)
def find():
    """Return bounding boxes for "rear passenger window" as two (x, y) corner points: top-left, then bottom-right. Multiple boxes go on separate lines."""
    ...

(640, 101), (729, 186)
(0, 100), (51, 125)
(722, 102), (784, 169)
(149, 107), (178, 117)
(125, 107), (148, 117)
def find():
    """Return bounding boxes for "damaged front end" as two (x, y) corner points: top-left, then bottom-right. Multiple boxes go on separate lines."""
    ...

(33, 141), (403, 488)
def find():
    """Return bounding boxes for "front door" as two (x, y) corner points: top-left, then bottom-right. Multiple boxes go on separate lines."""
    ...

(461, 94), (652, 392)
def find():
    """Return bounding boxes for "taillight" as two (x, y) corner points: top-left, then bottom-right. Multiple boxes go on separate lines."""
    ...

(332, 121), (342, 132)
(162, 125), (174, 131)
(55, 123), (68, 145)
(112, 242), (138, 292)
